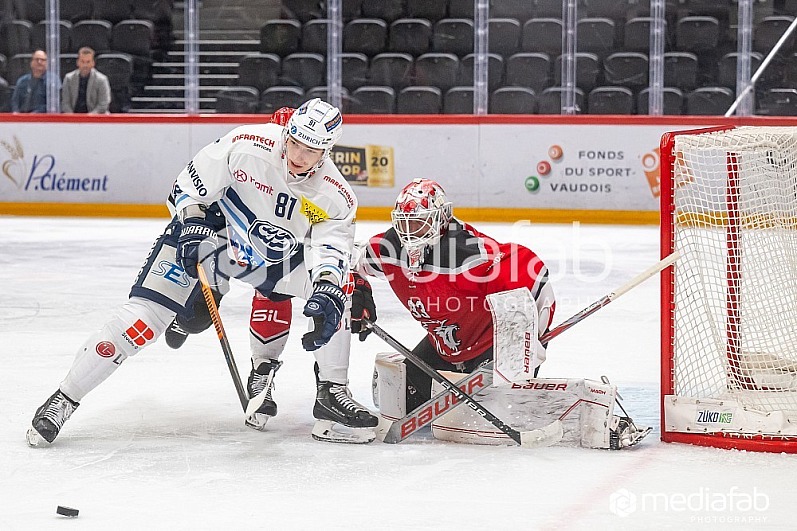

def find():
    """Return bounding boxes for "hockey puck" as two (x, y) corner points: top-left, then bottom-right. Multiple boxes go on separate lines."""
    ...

(56, 506), (79, 518)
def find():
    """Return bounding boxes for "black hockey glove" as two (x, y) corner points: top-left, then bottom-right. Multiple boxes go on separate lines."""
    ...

(350, 273), (376, 341)
(302, 281), (346, 351)
(177, 217), (218, 279)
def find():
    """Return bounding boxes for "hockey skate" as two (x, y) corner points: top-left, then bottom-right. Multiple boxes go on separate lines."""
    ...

(26, 390), (79, 446)
(245, 359), (282, 431)
(164, 318), (189, 349)
(610, 416), (652, 450)
(312, 367), (378, 444)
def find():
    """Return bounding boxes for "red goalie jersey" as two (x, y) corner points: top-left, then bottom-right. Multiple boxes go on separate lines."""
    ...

(359, 220), (556, 363)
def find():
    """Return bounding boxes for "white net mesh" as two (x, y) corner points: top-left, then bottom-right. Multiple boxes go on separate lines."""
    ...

(669, 126), (797, 414)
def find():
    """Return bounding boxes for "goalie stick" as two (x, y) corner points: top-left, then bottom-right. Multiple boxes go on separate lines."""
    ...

(366, 321), (564, 448)
(377, 251), (681, 443)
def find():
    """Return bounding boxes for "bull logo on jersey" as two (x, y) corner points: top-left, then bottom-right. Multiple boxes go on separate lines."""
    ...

(430, 320), (461, 352)
(248, 219), (299, 263)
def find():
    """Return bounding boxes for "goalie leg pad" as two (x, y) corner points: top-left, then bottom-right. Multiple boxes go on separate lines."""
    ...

(60, 297), (174, 401)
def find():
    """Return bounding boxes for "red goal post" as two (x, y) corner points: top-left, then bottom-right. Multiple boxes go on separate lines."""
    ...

(660, 125), (797, 453)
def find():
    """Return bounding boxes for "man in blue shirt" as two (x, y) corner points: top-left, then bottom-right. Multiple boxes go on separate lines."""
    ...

(11, 49), (52, 113)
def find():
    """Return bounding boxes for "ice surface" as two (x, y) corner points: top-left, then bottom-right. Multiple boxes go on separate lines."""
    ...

(1, 217), (795, 530)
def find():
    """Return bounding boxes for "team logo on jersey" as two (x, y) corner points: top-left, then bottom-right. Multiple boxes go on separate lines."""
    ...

(233, 168), (248, 182)
(95, 341), (116, 358)
(248, 219), (299, 263)
(124, 319), (155, 347)
(430, 320), (461, 352)
(300, 196), (329, 224)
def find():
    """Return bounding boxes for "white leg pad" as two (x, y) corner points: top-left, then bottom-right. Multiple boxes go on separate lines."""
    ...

(430, 375), (618, 448)
(372, 352), (407, 420)
(60, 297), (174, 402)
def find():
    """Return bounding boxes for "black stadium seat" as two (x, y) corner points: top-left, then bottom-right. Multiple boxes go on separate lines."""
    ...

(282, 0), (324, 23)
(505, 52), (551, 93)
(350, 86), (396, 113)
(95, 52), (135, 112)
(638, 87), (684, 115)
(341, 53), (369, 90)
(758, 88), (797, 116)
(490, 1), (534, 23)
(522, 19), (562, 55)
(754, 16), (796, 54)
(489, 18), (521, 57)
(624, 18), (665, 53)
(344, 19), (388, 56)
(216, 86), (260, 114)
(361, 0), (404, 23)
(664, 52), (698, 91)
(443, 86), (474, 114)
(458, 53), (503, 91)
(676, 16), (719, 53)
(554, 53), (601, 91)
(7, 53), (31, 85)
(301, 19), (330, 54)
(112, 20), (155, 58)
(71, 20), (113, 54)
(433, 19), (473, 56)
(389, 19), (432, 56)
(414, 53), (459, 91)
(368, 53), (413, 88)
(281, 52), (325, 89)
(686, 86), (734, 115)
(588, 86), (634, 114)
(260, 86), (305, 114)
(94, 0), (134, 25)
(718, 52), (763, 88)
(1, 21), (33, 57)
(18, 0), (46, 23)
(577, 18), (615, 56)
(406, 0), (447, 22)
(260, 20), (301, 56)
(238, 53), (281, 92)
(61, 0), (94, 23)
(490, 87), (537, 114)
(603, 52), (648, 89)
(59, 53), (78, 79)
(32, 21), (72, 54)
(397, 86), (442, 113)
(447, 0), (473, 19)
(538, 87), (586, 114)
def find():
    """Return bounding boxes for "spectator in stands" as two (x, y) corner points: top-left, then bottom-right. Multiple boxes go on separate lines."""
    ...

(61, 47), (112, 114)
(11, 49), (53, 113)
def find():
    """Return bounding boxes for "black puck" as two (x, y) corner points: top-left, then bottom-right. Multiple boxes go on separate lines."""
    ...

(56, 506), (79, 517)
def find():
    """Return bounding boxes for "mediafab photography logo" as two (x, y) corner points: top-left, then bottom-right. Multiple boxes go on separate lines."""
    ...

(609, 487), (770, 523)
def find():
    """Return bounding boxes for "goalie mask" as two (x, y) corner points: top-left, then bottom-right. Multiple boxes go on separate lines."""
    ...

(391, 178), (453, 272)
(282, 98), (343, 179)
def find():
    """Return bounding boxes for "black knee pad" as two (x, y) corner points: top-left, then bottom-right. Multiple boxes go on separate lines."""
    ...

(176, 289), (223, 334)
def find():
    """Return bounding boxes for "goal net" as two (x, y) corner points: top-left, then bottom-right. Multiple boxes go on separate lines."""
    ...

(661, 125), (797, 452)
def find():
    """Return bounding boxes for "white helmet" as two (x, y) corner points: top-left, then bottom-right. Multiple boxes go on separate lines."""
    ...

(286, 98), (343, 154)
(391, 178), (453, 271)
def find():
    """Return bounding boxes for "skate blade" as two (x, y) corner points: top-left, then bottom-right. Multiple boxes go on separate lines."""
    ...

(244, 413), (271, 432)
(26, 427), (49, 447)
(622, 426), (653, 449)
(311, 420), (375, 444)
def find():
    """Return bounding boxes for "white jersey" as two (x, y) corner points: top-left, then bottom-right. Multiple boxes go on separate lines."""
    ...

(172, 123), (356, 286)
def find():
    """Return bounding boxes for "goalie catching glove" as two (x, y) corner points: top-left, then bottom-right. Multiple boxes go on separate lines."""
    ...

(350, 272), (376, 341)
(302, 280), (347, 351)
(176, 209), (218, 279)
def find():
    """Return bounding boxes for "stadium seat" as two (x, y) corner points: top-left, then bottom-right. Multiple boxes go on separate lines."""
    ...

(638, 87), (684, 115)
(554, 53), (600, 91)
(588, 86), (634, 114)
(368, 52), (413, 88)
(458, 53), (504, 91)
(490, 87), (537, 114)
(260, 20), (301, 56)
(112, 20), (154, 58)
(683, 0), (731, 17)
(94, 0), (134, 25)
(577, 18), (615, 56)
(538, 87), (586, 114)
(389, 19), (432, 56)
(584, 0), (627, 19)
(61, 0), (94, 23)
(686, 86), (734, 115)
(406, 0), (447, 22)
(344, 19), (388, 56)
(433, 19), (473, 56)
(0, 76), (10, 112)
(71, 20), (113, 54)
(491, 1), (534, 23)
(624, 18), (666, 53)
(259, 86), (305, 113)
(535, 0), (565, 18)
(505, 52), (551, 93)
(447, 0), (473, 19)
(32, 21), (72, 54)
(281, 52), (325, 89)
(718, 52), (763, 88)
(350, 85), (396, 113)
(362, 0), (404, 23)
(603, 52), (648, 89)
(663, 52), (698, 91)
(341, 53), (369, 90)
(215, 87), (260, 114)
(95, 52), (134, 89)
(282, 0), (323, 23)
(7, 53), (31, 85)
(757, 88), (797, 116)
(342, 0), (363, 21)
(754, 16), (796, 55)
(238, 53), (281, 92)
(522, 19), (562, 55)
(132, 0), (173, 23)
(59, 53), (78, 79)
(414, 53), (459, 91)
(17, 0), (46, 23)
(489, 18), (521, 57)
(301, 19), (331, 54)
(397, 86), (443, 113)
(676, 16), (719, 53)
(1, 21), (32, 58)
(443, 86), (473, 114)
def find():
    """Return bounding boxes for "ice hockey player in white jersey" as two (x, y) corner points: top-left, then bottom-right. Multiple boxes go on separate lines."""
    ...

(27, 98), (379, 446)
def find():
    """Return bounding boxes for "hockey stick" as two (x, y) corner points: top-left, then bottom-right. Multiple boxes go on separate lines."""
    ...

(366, 321), (564, 448)
(196, 261), (249, 412)
(378, 251), (681, 443)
